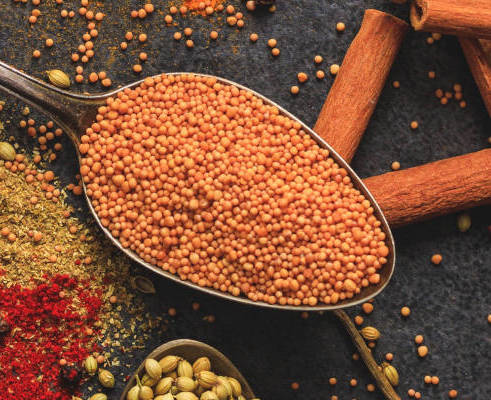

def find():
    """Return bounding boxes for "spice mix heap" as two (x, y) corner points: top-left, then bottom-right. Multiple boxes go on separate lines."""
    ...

(0, 155), (163, 400)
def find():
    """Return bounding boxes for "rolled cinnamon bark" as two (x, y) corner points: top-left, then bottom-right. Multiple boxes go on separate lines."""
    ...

(410, 0), (491, 39)
(363, 149), (491, 227)
(314, 9), (408, 163)
(459, 37), (491, 116)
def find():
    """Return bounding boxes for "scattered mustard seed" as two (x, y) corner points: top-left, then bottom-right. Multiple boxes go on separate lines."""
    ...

(336, 22), (346, 32)
(271, 48), (280, 56)
(314, 55), (323, 64)
(315, 70), (325, 79)
(250, 33), (258, 42)
(448, 389), (458, 398)
(393, 80), (400, 88)
(428, 71), (436, 79)
(210, 31), (218, 40)
(417, 345), (429, 357)
(330, 64), (340, 75)
(410, 121), (418, 129)
(297, 72), (308, 83)
(401, 306), (410, 317)
(290, 85), (299, 95)
(414, 334), (424, 344)
(391, 161), (401, 171)
(431, 254), (442, 265)
(362, 303), (373, 314)
(267, 38), (277, 48)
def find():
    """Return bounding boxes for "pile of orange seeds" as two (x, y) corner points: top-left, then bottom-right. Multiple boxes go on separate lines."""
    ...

(79, 73), (390, 306)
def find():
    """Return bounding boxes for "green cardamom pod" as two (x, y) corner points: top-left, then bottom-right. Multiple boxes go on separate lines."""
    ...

(155, 376), (174, 395)
(159, 355), (181, 373)
(46, 69), (71, 89)
(139, 386), (154, 400)
(177, 360), (193, 378)
(192, 357), (211, 374)
(360, 326), (381, 341)
(84, 355), (98, 375)
(196, 371), (217, 389)
(89, 394), (107, 400)
(0, 142), (16, 161)
(176, 376), (197, 392)
(146, 358), (163, 379)
(98, 369), (115, 388)
(126, 385), (140, 400)
(175, 392), (198, 400)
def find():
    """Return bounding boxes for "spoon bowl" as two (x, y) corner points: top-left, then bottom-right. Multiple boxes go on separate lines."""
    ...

(119, 339), (255, 400)
(0, 61), (396, 311)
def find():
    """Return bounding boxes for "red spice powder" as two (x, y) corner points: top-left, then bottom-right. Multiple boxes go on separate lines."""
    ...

(0, 274), (103, 400)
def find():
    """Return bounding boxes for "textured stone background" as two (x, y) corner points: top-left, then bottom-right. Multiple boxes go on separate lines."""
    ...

(0, 0), (490, 399)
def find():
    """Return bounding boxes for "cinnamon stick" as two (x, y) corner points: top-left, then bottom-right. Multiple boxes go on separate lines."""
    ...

(410, 0), (491, 39)
(363, 149), (491, 227)
(314, 9), (408, 163)
(459, 37), (491, 116)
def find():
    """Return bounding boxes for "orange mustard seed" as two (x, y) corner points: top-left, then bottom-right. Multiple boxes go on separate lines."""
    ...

(362, 302), (373, 314)
(290, 85), (299, 95)
(401, 306), (410, 316)
(417, 345), (429, 357)
(297, 72), (308, 83)
(431, 254), (442, 265)
(336, 22), (346, 32)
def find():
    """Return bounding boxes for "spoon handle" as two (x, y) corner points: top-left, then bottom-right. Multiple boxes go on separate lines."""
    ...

(334, 310), (401, 400)
(0, 61), (103, 144)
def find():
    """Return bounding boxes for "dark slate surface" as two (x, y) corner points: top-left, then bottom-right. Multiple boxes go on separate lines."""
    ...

(0, 0), (490, 399)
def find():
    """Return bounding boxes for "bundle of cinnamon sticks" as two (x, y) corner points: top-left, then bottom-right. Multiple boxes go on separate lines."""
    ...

(409, 0), (491, 115)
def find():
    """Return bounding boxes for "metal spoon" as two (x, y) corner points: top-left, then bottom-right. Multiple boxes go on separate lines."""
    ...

(0, 61), (395, 311)
(119, 339), (255, 400)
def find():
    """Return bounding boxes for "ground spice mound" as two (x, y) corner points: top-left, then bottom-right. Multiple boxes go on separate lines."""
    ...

(0, 274), (101, 400)
(0, 159), (164, 398)
(79, 73), (390, 306)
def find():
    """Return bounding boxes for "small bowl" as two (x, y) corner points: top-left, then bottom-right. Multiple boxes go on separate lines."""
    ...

(120, 339), (255, 400)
